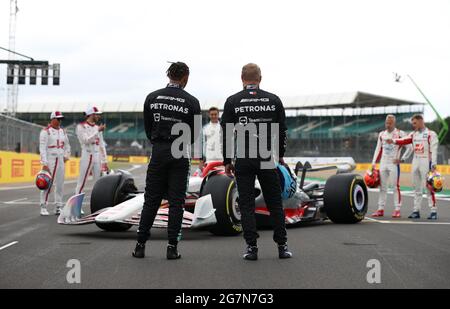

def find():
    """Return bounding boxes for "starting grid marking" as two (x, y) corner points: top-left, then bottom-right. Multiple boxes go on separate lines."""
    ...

(0, 197), (90, 208)
(0, 241), (19, 251)
(364, 217), (450, 225)
(305, 178), (450, 202)
(367, 188), (450, 202)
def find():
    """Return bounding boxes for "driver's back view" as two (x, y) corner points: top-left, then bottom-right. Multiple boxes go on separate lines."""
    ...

(221, 63), (292, 260)
(132, 62), (201, 259)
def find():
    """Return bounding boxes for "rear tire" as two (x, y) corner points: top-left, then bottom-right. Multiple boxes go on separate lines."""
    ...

(90, 173), (134, 232)
(200, 174), (242, 236)
(324, 173), (368, 223)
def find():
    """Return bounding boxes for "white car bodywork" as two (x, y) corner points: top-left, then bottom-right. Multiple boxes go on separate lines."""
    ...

(57, 157), (356, 230)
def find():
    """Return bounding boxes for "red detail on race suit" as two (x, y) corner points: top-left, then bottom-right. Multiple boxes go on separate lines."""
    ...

(48, 139), (65, 149)
(78, 154), (92, 194)
(396, 167), (401, 205)
(427, 135), (432, 159)
(431, 190), (436, 206)
(395, 137), (413, 146)
(45, 157), (59, 203)
(414, 143), (424, 154)
(427, 178), (436, 206)
(375, 134), (383, 163)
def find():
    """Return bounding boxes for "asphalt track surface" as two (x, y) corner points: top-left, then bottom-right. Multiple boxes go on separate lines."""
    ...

(1, 164), (449, 289)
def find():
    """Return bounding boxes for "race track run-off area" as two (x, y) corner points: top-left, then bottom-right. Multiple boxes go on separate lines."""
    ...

(0, 165), (449, 289)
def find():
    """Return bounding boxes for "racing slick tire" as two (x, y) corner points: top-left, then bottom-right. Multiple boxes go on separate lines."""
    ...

(90, 171), (135, 232)
(200, 174), (242, 236)
(323, 173), (368, 223)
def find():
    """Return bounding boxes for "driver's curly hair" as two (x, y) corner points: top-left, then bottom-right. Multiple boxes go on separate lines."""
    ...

(166, 61), (190, 81)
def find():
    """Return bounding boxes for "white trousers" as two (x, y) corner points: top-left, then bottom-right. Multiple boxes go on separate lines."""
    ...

(40, 154), (65, 207)
(378, 162), (402, 210)
(412, 158), (436, 212)
(75, 152), (101, 194)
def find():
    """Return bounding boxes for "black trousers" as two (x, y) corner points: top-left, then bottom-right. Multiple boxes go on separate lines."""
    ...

(235, 159), (287, 246)
(137, 142), (190, 245)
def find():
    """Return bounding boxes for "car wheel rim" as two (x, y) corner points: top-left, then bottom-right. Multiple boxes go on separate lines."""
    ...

(231, 190), (241, 221)
(353, 185), (365, 211)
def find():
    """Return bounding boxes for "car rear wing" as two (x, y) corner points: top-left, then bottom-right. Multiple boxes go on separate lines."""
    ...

(292, 161), (340, 190)
(285, 157), (356, 173)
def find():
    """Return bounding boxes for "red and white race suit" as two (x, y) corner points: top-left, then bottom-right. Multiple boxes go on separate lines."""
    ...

(39, 126), (71, 206)
(395, 127), (439, 211)
(75, 122), (107, 194)
(372, 128), (412, 210)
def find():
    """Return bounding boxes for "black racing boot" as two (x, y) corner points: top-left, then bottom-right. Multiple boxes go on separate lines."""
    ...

(243, 245), (258, 261)
(427, 212), (438, 220)
(278, 243), (293, 259)
(408, 211), (420, 219)
(132, 242), (146, 258)
(167, 244), (181, 260)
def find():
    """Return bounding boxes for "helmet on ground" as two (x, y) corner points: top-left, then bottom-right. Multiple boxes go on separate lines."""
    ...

(427, 171), (443, 193)
(276, 164), (297, 200)
(364, 168), (380, 188)
(36, 170), (52, 190)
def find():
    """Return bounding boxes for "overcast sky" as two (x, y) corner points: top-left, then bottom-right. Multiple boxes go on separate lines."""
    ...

(0, 0), (449, 120)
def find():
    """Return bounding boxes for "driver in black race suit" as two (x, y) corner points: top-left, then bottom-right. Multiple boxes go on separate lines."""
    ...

(221, 63), (292, 260)
(132, 62), (201, 259)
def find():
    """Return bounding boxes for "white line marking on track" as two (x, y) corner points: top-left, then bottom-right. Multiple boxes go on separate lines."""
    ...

(4, 198), (28, 204)
(364, 217), (450, 225)
(367, 188), (450, 201)
(0, 241), (18, 251)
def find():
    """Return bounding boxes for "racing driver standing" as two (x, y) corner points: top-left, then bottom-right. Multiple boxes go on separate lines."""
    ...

(387, 114), (439, 220)
(370, 114), (412, 218)
(132, 62), (201, 260)
(221, 63), (292, 261)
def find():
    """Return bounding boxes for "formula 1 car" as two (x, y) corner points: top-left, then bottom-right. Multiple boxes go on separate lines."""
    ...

(58, 159), (368, 235)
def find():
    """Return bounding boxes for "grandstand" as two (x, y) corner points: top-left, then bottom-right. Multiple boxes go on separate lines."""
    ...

(14, 91), (426, 162)
(281, 92), (424, 161)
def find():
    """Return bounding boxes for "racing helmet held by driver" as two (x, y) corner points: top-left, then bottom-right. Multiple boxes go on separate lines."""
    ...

(427, 171), (443, 193)
(364, 168), (380, 188)
(36, 170), (52, 191)
(276, 164), (297, 200)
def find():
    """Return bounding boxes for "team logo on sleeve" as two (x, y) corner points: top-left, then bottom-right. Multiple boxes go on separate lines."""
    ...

(154, 113), (161, 122)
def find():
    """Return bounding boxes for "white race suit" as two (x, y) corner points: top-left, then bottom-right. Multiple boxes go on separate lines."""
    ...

(39, 126), (71, 207)
(372, 128), (412, 211)
(395, 127), (439, 212)
(75, 122), (107, 194)
(202, 121), (223, 163)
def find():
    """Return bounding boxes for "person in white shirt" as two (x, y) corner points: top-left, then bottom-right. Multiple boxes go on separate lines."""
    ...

(75, 106), (108, 196)
(370, 115), (412, 218)
(387, 114), (439, 220)
(199, 107), (223, 169)
(39, 111), (71, 216)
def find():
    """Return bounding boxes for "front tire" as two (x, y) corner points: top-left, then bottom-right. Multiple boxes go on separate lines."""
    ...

(200, 174), (242, 236)
(90, 172), (134, 232)
(324, 173), (368, 223)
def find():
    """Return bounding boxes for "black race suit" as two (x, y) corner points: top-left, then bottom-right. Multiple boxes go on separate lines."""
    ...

(221, 85), (287, 246)
(137, 83), (201, 245)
